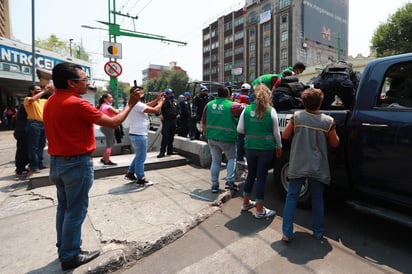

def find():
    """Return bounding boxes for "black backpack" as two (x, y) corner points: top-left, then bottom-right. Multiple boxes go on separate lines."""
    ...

(272, 76), (306, 110)
(314, 62), (360, 109)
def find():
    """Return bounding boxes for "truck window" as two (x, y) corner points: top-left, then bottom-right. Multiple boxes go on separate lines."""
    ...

(377, 62), (412, 108)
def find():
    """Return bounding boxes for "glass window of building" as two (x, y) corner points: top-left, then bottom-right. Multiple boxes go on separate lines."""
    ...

(234, 30), (244, 40)
(248, 11), (258, 24)
(203, 33), (210, 41)
(234, 45), (244, 55)
(211, 29), (217, 37)
(250, 57), (256, 66)
(224, 48), (233, 58)
(234, 16), (244, 27)
(224, 35), (233, 44)
(281, 14), (288, 24)
(263, 22), (271, 32)
(262, 4), (271, 12)
(249, 28), (256, 37)
(279, 0), (290, 9)
(203, 45), (210, 53)
(224, 21), (232, 32)
(264, 36), (270, 47)
(250, 41), (256, 51)
(224, 63), (232, 71)
(264, 52), (271, 64)
(281, 31), (288, 41)
(281, 48), (288, 60)
(249, 72), (255, 81)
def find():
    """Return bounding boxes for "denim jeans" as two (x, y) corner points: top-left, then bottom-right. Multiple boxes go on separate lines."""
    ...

(49, 153), (93, 262)
(128, 134), (147, 180)
(282, 177), (325, 238)
(243, 149), (274, 203)
(208, 139), (236, 187)
(26, 120), (46, 170)
(236, 133), (245, 161)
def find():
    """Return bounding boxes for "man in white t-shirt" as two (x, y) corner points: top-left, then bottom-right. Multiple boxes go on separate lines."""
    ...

(125, 87), (165, 186)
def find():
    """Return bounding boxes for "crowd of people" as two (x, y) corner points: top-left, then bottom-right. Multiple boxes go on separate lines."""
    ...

(7, 61), (342, 270)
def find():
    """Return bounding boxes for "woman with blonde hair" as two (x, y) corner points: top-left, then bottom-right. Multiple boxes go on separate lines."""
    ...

(237, 84), (283, 218)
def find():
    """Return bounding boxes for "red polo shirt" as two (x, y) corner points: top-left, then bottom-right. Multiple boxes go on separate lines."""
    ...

(44, 90), (103, 156)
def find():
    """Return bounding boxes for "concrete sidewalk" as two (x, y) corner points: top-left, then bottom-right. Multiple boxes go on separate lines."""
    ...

(0, 131), (232, 273)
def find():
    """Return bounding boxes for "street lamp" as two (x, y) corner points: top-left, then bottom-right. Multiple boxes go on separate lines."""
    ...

(69, 38), (73, 57)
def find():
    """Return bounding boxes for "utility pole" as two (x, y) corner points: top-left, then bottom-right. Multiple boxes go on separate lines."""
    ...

(97, 0), (187, 108)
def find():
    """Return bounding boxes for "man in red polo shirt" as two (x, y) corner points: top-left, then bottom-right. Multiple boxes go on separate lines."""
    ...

(43, 62), (139, 271)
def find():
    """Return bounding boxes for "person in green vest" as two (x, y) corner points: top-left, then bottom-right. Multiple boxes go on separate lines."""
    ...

(237, 84), (283, 218)
(202, 86), (241, 193)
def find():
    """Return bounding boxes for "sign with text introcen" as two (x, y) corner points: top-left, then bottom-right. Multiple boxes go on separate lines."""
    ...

(103, 41), (122, 59)
(104, 61), (122, 77)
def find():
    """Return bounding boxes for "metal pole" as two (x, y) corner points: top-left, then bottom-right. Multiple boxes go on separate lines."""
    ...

(69, 39), (73, 57)
(109, 0), (119, 108)
(31, 0), (35, 84)
(337, 32), (341, 61)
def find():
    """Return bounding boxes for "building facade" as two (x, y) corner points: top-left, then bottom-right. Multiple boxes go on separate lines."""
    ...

(142, 61), (187, 85)
(0, 0), (11, 39)
(202, 0), (349, 87)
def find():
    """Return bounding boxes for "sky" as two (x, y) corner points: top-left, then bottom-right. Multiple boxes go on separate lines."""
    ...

(9, 0), (411, 86)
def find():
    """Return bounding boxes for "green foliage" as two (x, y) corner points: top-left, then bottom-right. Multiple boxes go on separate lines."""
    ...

(371, 3), (412, 57)
(145, 69), (188, 96)
(35, 35), (90, 61)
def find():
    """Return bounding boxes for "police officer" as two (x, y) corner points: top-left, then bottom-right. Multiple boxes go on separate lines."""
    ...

(177, 91), (192, 138)
(192, 85), (211, 139)
(157, 88), (179, 158)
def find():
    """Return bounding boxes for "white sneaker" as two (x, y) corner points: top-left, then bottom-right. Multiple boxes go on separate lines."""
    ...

(254, 207), (276, 219)
(241, 201), (256, 211)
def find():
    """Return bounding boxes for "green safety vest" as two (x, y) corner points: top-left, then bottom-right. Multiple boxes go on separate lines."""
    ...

(205, 98), (237, 142)
(243, 103), (276, 150)
(251, 74), (281, 90)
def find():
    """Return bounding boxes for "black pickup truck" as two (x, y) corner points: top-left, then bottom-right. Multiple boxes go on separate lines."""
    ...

(274, 53), (412, 228)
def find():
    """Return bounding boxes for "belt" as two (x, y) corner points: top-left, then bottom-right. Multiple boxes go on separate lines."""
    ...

(27, 119), (43, 123)
(52, 153), (91, 161)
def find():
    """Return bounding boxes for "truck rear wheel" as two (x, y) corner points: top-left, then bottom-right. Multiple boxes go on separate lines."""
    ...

(274, 152), (311, 208)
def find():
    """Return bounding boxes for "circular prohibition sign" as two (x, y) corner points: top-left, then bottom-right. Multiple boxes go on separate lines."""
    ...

(104, 61), (123, 77)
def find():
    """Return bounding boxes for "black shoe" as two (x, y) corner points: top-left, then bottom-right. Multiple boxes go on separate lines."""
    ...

(167, 152), (176, 156)
(61, 250), (100, 270)
(100, 158), (105, 163)
(103, 161), (117, 166)
(124, 172), (137, 181)
(157, 153), (165, 158)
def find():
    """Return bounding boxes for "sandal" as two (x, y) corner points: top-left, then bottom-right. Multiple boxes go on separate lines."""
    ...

(282, 235), (291, 243)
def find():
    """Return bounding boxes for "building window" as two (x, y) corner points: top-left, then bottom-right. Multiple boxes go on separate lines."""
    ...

(224, 35), (233, 44)
(203, 45), (210, 53)
(281, 14), (288, 24)
(211, 29), (217, 37)
(281, 31), (288, 42)
(264, 53), (271, 64)
(234, 16), (244, 27)
(234, 45), (244, 55)
(250, 42), (256, 51)
(224, 48), (233, 58)
(224, 21), (232, 32)
(234, 30), (244, 40)
(264, 37), (271, 47)
(249, 71), (255, 81)
(250, 57), (256, 66)
(249, 28), (255, 37)
(279, 0), (290, 9)
(203, 33), (210, 41)
(263, 22), (271, 32)
(281, 48), (288, 60)
(262, 4), (271, 12)
(248, 11), (258, 24)
(224, 63), (232, 71)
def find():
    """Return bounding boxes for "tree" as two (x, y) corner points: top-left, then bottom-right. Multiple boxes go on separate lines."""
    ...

(35, 35), (90, 61)
(371, 3), (412, 57)
(145, 70), (188, 95)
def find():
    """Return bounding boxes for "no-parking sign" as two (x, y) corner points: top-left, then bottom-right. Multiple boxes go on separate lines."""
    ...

(104, 61), (123, 77)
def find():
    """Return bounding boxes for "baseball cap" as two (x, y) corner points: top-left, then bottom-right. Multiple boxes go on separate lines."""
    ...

(241, 83), (251, 90)
(164, 88), (173, 95)
(200, 85), (208, 92)
(184, 91), (191, 97)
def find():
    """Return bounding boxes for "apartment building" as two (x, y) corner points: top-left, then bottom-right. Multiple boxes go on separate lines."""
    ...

(202, 0), (349, 86)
